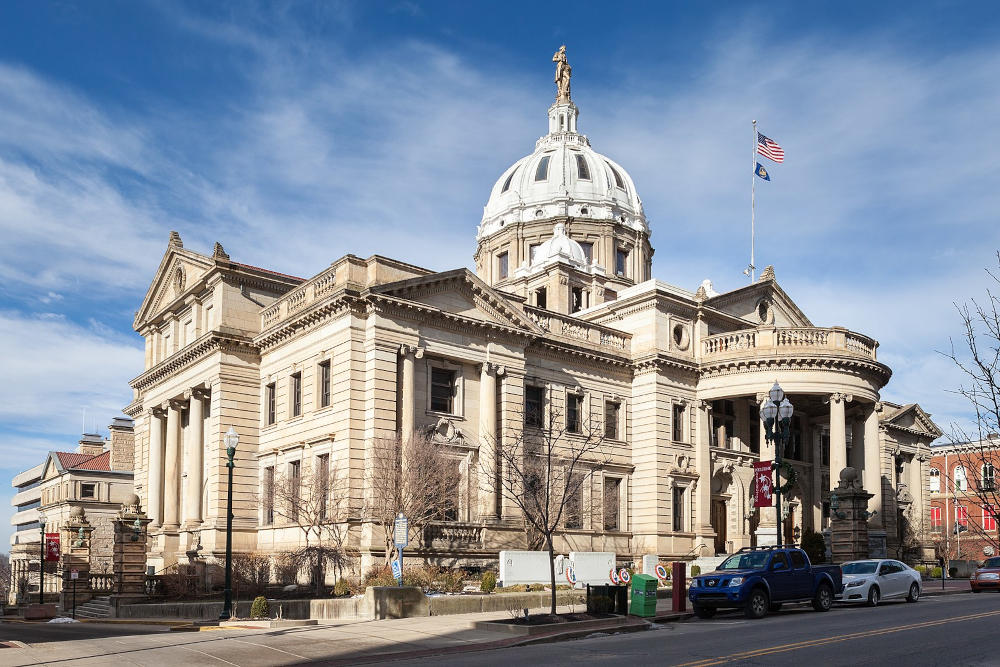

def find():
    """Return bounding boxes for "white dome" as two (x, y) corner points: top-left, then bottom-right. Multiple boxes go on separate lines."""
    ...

(477, 101), (647, 241)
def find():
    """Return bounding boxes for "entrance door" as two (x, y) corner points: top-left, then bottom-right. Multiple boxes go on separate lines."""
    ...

(711, 500), (727, 554)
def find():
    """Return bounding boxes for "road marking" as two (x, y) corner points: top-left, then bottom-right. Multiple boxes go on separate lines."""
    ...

(674, 609), (1000, 666)
(228, 638), (309, 660)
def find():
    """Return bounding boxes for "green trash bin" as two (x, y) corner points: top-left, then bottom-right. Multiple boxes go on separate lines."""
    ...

(629, 574), (658, 617)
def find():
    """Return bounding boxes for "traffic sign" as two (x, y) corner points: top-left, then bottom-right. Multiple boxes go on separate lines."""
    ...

(70, 569), (79, 580)
(391, 559), (402, 583)
(393, 513), (408, 548)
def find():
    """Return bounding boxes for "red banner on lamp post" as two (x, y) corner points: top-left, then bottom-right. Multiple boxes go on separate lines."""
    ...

(44, 533), (61, 561)
(754, 461), (774, 508)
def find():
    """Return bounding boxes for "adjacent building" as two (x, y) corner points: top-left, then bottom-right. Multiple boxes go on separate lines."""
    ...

(928, 435), (1000, 562)
(125, 51), (942, 582)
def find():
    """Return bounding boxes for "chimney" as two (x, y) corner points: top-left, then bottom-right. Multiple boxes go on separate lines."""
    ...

(77, 433), (105, 457)
(108, 416), (135, 471)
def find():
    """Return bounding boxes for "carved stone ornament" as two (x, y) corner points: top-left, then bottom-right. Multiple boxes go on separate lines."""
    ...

(399, 343), (424, 359)
(168, 230), (183, 248)
(119, 493), (143, 517)
(173, 264), (186, 292)
(425, 417), (466, 445)
(212, 242), (230, 260)
(552, 45), (572, 102)
(758, 265), (775, 282)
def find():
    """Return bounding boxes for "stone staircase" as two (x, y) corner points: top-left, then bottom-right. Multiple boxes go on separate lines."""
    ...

(73, 596), (112, 619)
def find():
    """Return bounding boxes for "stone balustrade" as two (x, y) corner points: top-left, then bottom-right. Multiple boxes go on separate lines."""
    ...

(523, 306), (630, 352)
(700, 326), (878, 362)
(423, 522), (485, 548)
(91, 573), (114, 592)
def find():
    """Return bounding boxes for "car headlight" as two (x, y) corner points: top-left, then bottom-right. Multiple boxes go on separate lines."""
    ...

(846, 580), (865, 588)
(727, 577), (744, 587)
(979, 572), (999, 580)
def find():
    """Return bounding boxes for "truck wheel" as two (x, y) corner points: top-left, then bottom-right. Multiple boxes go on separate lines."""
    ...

(906, 583), (920, 602)
(744, 588), (769, 619)
(866, 586), (880, 607)
(693, 605), (716, 619)
(812, 583), (834, 612)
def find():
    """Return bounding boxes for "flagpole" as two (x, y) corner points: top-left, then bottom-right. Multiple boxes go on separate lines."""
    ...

(749, 119), (757, 283)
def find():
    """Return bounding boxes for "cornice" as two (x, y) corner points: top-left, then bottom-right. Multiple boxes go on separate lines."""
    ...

(529, 339), (633, 371)
(368, 293), (538, 344)
(633, 354), (699, 377)
(698, 354), (892, 385)
(123, 400), (144, 419)
(130, 331), (258, 392)
(255, 291), (363, 350)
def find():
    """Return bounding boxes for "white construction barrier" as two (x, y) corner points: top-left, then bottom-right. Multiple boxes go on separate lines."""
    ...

(499, 550), (565, 586)
(568, 551), (616, 585)
(641, 554), (658, 576)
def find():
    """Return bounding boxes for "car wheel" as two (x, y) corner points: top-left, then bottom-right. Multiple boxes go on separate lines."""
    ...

(812, 583), (833, 612)
(867, 586), (880, 607)
(906, 583), (920, 603)
(744, 588), (769, 619)
(693, 605), (716, 619)
(769, 603), (783, 612)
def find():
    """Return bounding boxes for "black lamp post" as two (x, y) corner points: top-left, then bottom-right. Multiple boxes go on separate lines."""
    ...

(37, 512), (46, 605)
(760, 382), (794, 547)
(219, 426), (239, 620)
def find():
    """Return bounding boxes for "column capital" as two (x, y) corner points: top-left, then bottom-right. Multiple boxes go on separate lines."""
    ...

(147, 406), (166, 419)
(825, 392), (853, 405)
(480, 362), (506, 376)
(399, 343), (424, 359)
(692, 399), (713, 412)
(754, 391), (769, 404)
(167, 398), (187, 411)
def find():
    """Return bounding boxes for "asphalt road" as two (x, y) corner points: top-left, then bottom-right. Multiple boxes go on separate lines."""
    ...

(401, 593), (1000, 667)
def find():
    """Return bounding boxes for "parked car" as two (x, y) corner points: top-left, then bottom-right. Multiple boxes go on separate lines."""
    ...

(971, 557), (1000, 592)
(840, 559), (921, 606)
(688, 546), (843, 620)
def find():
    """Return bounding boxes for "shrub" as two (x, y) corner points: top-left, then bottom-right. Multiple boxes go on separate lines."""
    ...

(691, 565), (701, 577)
(480, 571), (497, 593)
(800, 527), (827, 564)
(249, 596), (270, 619)
(364, 565), (397, 588)
(434, 568), (466, 593)
(932, 566), (943, 579)
(332, 579), (351, 597)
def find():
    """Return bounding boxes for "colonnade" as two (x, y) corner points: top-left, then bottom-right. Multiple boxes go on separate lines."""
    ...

(146, 388), (209, 532)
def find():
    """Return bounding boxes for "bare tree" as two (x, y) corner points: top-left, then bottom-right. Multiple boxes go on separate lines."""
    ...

(269, 458), (353, 594)
(942, 251), (1000, 559)
(482, 405), (610, 615)
(365, 433), (461, 565)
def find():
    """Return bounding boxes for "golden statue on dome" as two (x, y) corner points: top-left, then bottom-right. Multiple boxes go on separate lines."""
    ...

(553, 45), (572, 102)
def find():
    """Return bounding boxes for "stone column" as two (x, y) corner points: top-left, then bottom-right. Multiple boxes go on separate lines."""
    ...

(863, 405), (882, 528)
(850, 417), (865, 472)
(183, 389), (206, 528)
(694, 400), (715, 550)
(398, 344), (423, 444)
(811, 427), (824, 530)
(162, 400), (183, 531)
(147, 408), (165, 528)
(828, 393), (851, 495)
(478, 362), (503, 521)
(60, 509), (94, 611)
(112, 496), (152, 606)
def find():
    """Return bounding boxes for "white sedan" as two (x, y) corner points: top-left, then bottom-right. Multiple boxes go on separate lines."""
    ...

(839, 559), (922, 606)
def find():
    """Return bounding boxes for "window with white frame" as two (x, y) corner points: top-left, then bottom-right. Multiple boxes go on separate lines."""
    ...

(265, 382), (276, 425)
(672, 485), (686, 532)
(429, 366), (458, 414)
(984, 504), (997, 532)
(566, 392), (583, 434)
(290, 372), (302, 417)
(672, 404), (686, 442)
(930, 506), (942, 531)
(604, 400), (620, 440)
(318, 360), (331, 408)
(604, 476), (621, 531)
(957, 505), (969, 527)
(929, 467), (941, 492)
(955, 466), (968, 492)
(982, 463), (996, 491)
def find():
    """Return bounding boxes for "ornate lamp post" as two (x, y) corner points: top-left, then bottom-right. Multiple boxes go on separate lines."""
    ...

(37, 511), (46, 605)
(759, 382), (794, 546)
(219, 426), (239, 620)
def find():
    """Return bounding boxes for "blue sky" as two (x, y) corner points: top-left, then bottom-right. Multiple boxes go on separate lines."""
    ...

(2, 1), (1000, 549)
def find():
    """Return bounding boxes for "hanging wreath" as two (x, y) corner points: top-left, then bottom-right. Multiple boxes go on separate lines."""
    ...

(776, 461), (797, 495)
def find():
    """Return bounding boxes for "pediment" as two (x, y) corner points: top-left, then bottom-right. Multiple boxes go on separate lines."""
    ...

(884, 403), (943, 439)
(372, 269), (544, 334)
(134, 246), (216, 331)
(706, 279), (812, 328)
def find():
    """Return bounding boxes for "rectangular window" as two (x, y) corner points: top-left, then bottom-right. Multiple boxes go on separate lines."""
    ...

(605, 401), (620, 440)
(264, 467), (275, 525)
(318, 360), (331, 408)
(930, 469), (941, 493)
(984, 505), (997, 532)
(579, 242), (593, 264)
(442, 459), (460, 521)
(672, 486), (685, 532)
(930, 506), (941, 530)
(290, 372), (302, 417)
(497, 252), (509, 280)
(711, 399), (735, 449)
(566, 393), (583, 433)
(672, 404), (685, 442)
(615, 248), (628, 277)
(266, 382), (276, 425)
(957, 505), (969, 527)
(524, 385), (544, 428)
(317, 454), (330, 522)
(983, 464), (996, 491)
(604, 477), (621, 531)
(565, 475), (583, 529)
(430, 367), (457, 413)
(571, 286), (583, 313)
(289, 460), (301, 522)
(80, 483), (96, 499)
(535, 287), (547, 309)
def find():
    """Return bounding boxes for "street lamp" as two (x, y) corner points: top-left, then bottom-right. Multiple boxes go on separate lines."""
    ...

(760, 382), (794, 547)
(37, 511), (46, 605)
(220, 426), (239, 620)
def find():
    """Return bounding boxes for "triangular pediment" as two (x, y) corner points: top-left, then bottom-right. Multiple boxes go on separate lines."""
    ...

(134, 241), (216, 331)
(706, 276), (812, 327)
(372, 269), (544, 334)
(884, 403), (943, 439)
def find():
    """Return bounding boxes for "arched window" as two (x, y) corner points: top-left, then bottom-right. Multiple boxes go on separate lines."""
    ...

(954, 465), (968, 492)
(983, 463), (996, 491)
(501, 167), (518, 193)
(929, 468), (940, 492)
(606, 161), (625, 189)
(575, 154), (590, 181)
(534, 155), (551, 181)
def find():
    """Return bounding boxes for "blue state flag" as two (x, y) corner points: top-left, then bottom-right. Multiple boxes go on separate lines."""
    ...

(755, 162), (771, 181)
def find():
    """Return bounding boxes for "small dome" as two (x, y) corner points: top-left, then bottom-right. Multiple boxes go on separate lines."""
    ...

(477, 100), (647, 241)
(534, 223), (587, 266)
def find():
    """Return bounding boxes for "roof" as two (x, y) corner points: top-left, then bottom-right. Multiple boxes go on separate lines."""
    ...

(231, 261), (305, 282)
(53, 450), (111, 472)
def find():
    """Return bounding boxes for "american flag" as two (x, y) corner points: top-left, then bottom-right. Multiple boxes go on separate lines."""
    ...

(757, 132), (785, 163)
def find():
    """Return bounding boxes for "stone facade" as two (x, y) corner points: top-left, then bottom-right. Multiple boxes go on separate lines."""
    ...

(125, 66), (943, 580)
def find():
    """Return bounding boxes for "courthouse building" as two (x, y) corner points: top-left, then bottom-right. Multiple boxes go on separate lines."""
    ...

(125, 52), (941, 578)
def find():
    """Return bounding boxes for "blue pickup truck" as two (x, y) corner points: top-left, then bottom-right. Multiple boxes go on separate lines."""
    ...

(689, 546), (843, 619)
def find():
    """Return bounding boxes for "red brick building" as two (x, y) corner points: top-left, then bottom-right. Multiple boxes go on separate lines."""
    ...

(928, 436), (1000, 562)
